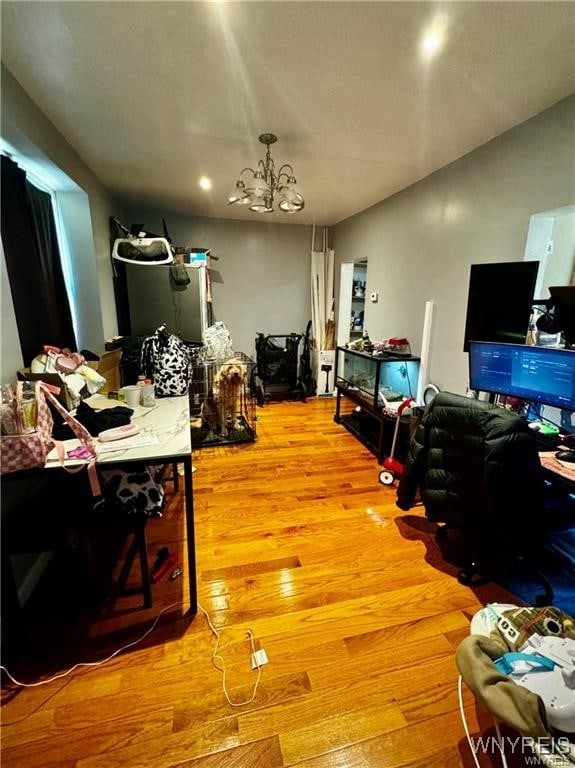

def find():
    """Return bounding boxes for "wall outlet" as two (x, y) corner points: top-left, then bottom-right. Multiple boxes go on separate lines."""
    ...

(370, 291), (378, 303)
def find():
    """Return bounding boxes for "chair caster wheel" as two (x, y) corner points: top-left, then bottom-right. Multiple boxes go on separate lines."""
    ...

(458, 566), (489, 588)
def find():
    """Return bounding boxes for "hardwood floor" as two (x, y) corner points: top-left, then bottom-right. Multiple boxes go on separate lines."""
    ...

(1, 397), (526, 767)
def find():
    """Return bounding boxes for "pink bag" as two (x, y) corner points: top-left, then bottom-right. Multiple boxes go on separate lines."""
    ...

(1, 381), (100, 495)
(42, 345), (85, 373)
(1, 381), (54, 473)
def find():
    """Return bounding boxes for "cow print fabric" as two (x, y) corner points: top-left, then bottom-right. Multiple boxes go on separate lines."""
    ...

(95, 464), (165, 518)
(141, 324), (192, 397)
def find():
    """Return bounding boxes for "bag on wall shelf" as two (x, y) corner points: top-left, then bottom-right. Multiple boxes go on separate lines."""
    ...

(0, 380), (100, 495)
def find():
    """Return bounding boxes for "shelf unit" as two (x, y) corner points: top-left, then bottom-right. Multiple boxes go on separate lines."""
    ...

(350, 294), (366, 337)
(333, 346), (421, 462)
(349, 262), (367, 336)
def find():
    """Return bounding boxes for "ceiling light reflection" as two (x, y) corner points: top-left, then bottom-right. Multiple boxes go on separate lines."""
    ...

(422, 32), (442, 58)
(420, 14), (448, 61)
(279, 568), (296, 598)
(366, 508), (389, 528)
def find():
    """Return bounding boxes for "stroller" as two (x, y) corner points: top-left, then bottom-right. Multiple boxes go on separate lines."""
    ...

(255, 321), (313, 402)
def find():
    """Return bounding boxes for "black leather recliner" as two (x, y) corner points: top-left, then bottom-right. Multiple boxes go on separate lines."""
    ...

(396, 391), (553, 603)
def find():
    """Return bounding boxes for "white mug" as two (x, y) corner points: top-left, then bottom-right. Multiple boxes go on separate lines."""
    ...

(121, 385), (141, 408)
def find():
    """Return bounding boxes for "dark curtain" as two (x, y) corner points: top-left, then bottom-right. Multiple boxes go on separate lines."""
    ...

(1, 155), (77, 366)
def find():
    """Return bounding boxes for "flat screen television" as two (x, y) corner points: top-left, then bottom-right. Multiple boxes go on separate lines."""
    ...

(468, 341), (575, 411)
(463, 261), (539, 352)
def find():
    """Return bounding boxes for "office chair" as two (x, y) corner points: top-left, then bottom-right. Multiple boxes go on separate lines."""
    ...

(396, 392), (554, 605)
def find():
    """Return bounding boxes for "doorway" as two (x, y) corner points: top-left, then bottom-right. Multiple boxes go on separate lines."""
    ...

(523, 204), (575, 299)
(337, 259), (368, 347)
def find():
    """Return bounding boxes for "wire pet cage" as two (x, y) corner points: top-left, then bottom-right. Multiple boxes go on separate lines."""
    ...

(190, 351), (257, 446)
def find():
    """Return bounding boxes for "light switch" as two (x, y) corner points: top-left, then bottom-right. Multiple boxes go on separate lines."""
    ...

(370, 291), (378, 303)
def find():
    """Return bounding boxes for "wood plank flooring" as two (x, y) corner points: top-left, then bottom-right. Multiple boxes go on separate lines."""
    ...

(1, 397), (527, 767)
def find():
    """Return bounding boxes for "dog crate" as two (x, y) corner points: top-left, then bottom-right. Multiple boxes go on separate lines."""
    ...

(189, 351), (257, 446)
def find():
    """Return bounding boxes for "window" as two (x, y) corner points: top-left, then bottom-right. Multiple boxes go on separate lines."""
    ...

(1, 150), (77, 363)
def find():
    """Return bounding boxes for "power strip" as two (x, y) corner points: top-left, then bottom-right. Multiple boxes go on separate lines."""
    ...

(251, 648), (268, 670)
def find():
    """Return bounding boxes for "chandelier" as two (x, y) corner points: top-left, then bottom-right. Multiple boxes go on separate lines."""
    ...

(228, 133), (304, 213)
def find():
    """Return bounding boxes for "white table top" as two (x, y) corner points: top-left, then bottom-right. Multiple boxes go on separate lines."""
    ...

(46, 394), (191, 467)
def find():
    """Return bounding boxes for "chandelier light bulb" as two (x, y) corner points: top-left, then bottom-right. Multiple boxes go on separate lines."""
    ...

(228, 179), (250, 205)
(278, 177), (304, 212)
(247, 171), (269, 198)
(250, 196), (273, 213)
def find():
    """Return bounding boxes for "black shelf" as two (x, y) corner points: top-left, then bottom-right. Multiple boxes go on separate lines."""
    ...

(333, 346), (421, 462)
(334, 384), (415, 462)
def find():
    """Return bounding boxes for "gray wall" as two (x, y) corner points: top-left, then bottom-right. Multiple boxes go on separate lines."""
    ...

(548, 212), (575, 289)
(56, 190), (106, 352)
(1, 65), (117, 378)
(333, 95), (575, 396)
(118, 208), (313, 360)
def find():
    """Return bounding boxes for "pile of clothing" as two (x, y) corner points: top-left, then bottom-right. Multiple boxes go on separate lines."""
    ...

(457, 603), (575, 766)
(31, 348), (106, 408)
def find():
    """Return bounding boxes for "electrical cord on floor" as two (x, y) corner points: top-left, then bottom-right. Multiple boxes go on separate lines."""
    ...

(0, 601), (181, 690)
(458, 674), (509, 768)
(198, 602), (263, 707)
(1, 601), (264, 711)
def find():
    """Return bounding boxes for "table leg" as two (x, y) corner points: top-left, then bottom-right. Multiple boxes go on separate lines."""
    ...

(182, 454), (197, 615)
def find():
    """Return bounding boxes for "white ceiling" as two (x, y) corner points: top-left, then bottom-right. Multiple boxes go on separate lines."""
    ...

(2, 1), (574, 226)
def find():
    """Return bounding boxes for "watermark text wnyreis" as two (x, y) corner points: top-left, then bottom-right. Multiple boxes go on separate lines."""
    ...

(469, 735), (572, 766)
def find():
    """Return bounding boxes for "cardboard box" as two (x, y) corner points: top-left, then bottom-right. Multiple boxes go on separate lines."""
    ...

(83, 349), (122, 392)
(315, 349), (336, 397)
(18, 350), (123, 409)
